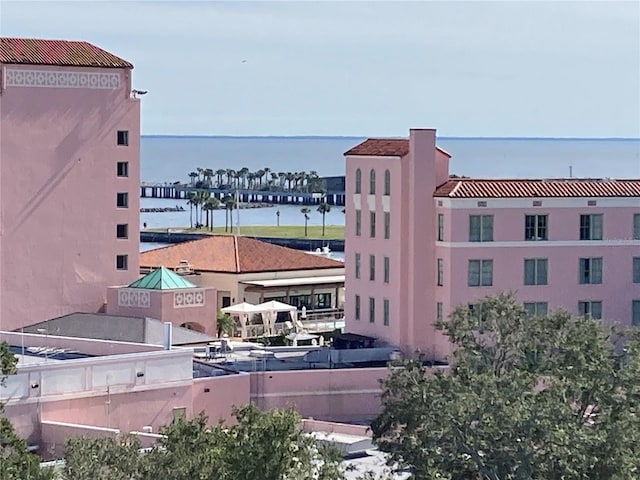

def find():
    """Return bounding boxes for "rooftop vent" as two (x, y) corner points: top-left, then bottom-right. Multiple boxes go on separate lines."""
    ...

(175, 260), (193, 274)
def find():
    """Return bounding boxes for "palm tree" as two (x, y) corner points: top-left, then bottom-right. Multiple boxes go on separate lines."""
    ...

(203, 197), (221, 231)
(222, 194), (236, 232)
(285, 172), (296, 191)
(225, 169), (236, 188)
(188, 172), (198, 187)
(215, 169), (226, 187)
(197, 191), (211, 226)
(203, 168), (214, 187)
(300, 207), (311, 237)
(187, 191), (198, 228)
(255, 169), (265, 189)
(216, 312), (235, 338)
(317, 202), (331, 237)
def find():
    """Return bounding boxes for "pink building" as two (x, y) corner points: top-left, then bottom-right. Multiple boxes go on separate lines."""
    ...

(344, 129), (640, 362)
(0, 38), (140, 332)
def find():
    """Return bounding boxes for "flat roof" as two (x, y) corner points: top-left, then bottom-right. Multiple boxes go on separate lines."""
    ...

(241, 275), (345, 288)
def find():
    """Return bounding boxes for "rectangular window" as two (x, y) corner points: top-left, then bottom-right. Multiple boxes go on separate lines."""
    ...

(437, 258), (444, 286)
(634, 214), (640, 240)
(578, 301), (602, 319)
(579, 257), (603, 284)
(314, 293), (332, 309)
(383, 299), (390, 326)
(355, 210), (361, 236)
(116, 254), (128, 270)
(634, 257), (640, 283)
(117, 130), (129, 146)
(524, 258), (548, 285)
(369, 297), (375, 323)
(436, 302), (443, 321)
(468, 259), (493, 287)
(437, 213), (444, 241)
(384, 212), (390, 239)
(633, 300), (640, 326)
(469, 215), (493, 242)
(370, 211), (376, 238)
(117, 161), (129, 177)
(355, 295), (361, 320)
(369, 254), (375, 281)
(355, 253), (361, 279)
(116, 192), (129, 208)
(116, 224), (128, 239)
(525, 215), (548, 241)
(580, 214), (603, 240)
(524, 302), (548, 317)
(383, 256), (390, 283)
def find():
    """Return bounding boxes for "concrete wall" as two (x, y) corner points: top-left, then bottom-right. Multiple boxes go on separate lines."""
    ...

(0, 63), (140, 332)
(192, 373), (251, 424)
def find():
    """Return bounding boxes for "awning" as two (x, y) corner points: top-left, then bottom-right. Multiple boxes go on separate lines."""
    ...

(240, 275), (345, 288)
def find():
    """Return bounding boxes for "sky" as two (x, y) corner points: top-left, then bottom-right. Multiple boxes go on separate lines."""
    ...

(1, 0), (639, 138)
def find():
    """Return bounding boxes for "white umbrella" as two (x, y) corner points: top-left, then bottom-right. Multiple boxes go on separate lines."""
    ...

(221, 302), (261, 338)
(255, 300), (297, 335)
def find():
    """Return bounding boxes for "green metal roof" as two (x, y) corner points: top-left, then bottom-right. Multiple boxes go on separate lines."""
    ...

(128, 267), (197, 290)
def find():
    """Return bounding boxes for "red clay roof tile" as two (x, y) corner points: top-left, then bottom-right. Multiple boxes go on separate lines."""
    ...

(140, 235), (344, 274)
(0, 37), (132, 68)
(344, 138), (450, 157)
(434, 178), (640, 198)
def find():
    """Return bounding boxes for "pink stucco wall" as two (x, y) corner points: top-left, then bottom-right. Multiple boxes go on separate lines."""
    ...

(192, 373), (251, 424)
(0, 63), (140, 332)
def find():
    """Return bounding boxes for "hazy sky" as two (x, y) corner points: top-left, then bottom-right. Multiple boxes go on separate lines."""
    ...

(2, 1), (639, 137)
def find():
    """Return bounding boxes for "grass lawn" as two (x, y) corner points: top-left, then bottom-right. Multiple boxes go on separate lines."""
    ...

(148, 225), (345, 240)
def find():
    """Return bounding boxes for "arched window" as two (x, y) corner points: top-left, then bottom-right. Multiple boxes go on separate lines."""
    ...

(369, 169), (376, 194)
(384, 169), (391, 196)
(355, 168), (362, 194)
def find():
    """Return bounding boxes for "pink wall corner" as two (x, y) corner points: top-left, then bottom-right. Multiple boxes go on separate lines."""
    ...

(192, 373), (251, 425)
(160, 288), (218, 335)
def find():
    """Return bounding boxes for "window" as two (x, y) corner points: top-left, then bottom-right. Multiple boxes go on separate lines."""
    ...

(437, 258), (444, 286)
(355, 168), (362, 194)
(370, 211), (376, 238)
(436, 302), (443, 321)
(579, 257), (603, 284)
(289, 295), (311, 309)
(634, 257), (640, 283)
(117, 161), (129, 177)
(369, 169), (376, 194)
(437, 213), (444, 241)
(314, 293), (332, 309)
(384, 212), (390, 239)
(524, 302), (548, 317)
(116, 254), (128, 270)
(116, 224), (128, 239)
(117, 130), (129, 146)
(383, 299), (390, 326)
(355, 210), (361, 236)
(369, 254), (375, 281)
(117, 192), (129, 208)
(633, 301), (640, 326)
(468, 259), (493, 287)
(580, 214), (603, 240)
(383, 256), (390, 283)
(524, 258), (548, 285)
(384, 170), (391, 196)
(578, 301), (602, 319)
(369, 297), (375, 323)
(355, 295), (361, 320)
(525, 215), (548, 241)
(355, 253), (361, 279)
(469, 215), (493, 242)
(634, 214), (640, 240)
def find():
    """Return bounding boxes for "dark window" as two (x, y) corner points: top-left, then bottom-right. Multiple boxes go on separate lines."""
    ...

(525, 215), (548, 241)
(369, 297), (375, 323)
(289, 295), (311, 309)
(355, 210), (361, 236)
(355, 295), (361, 320)
(222, 296), (231, 308)
(370, 211), (376, 238)
(117, 192), (129, 208)
(355, 168), (362, 194)
(314, 293), (332, 309)
(117, 161), (129, 177)
(384, 256), (390, 283)
(384, 212), (390, 239)
(438, 213), (444, 241)
(633, 300), (640, 326)
(116, 224), (128, 239)
(369, 169), (376, 194)
(437, 258), (444, 286)
(468, 259), (493, 287)
(116, 255), (128, 270)
(524, 258), (548, 285)
(469, 215), (493, 242)
(580, 214), (603, 240)
(383, 299), (390, 326)
(578, 301), (602, 319)
(436, 302), (443, 321)
(355, 253), (361, 279)
(117, 130), (129, 146)
(634, 257), (640, 283)
(384, 170), (391, 196)
(524, 302), (548, 316)
(634, 214), (640, 240)
(369, 254), (375, 281)
(579, 257), (603, 284)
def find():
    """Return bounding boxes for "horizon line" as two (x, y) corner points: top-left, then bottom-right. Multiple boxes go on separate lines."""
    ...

(140, 134), (640, 141)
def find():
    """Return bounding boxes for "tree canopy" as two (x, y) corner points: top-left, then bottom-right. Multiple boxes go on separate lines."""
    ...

(372, 293), (640, 479)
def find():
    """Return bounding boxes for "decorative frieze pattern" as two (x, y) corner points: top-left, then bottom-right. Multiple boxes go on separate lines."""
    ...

(174, 289), (205, 308)
(5, 68), (120, 90)
(118, 289), (151, 308)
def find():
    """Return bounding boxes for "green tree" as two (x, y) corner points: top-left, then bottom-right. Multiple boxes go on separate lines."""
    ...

(372, 293), (640, 479)
(203, 196), (221, 231)
(317, 202), (331, 237)
(0, 342), (55, 480)
(216, 311), (235, 338)
(222, 195), (236, 233)
(300, 207), (311, 236)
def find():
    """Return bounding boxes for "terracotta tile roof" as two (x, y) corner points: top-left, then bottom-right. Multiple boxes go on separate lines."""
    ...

(140, 235), (344, 274)
(0, 37), (132, 68)
(344, 138), (450, 157)
(434, 178), (640, 198)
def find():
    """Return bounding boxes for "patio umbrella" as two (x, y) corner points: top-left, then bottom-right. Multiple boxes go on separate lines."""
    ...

(221, 302), (261, 338)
